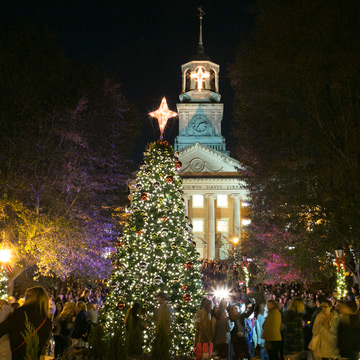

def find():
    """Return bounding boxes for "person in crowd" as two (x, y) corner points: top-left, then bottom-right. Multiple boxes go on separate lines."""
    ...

(52, 301), (63, 359)
(262, 299), (282, 360)
(337, 300), (360, 360)
(125, 302), (143, 357)
(0, 299), (14, 360)
(230, 300), (255, 360)
(11, 302), (20, 310)
(283, 297), (305, 359)
(308, 299), (339, 359)
(195, 298), (215, 344)
(152, 292), (173, 360)
(78, 289), (91, 303)
(254, 303), (267, 360)
(71, 301), (89, 350)
(248, 285), (266, 305)
(86, 302), (98, 325)
(303, 297), (316, 349)
(349, 285), (359, 301)
(0, 286), (52, 360)
(214, 308), (234, 360)
(59, 302), (76, 358)
(154, 292), (173, 332)
(309, 295), (325, 333)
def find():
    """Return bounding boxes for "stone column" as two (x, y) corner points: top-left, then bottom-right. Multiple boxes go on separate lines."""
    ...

(182, 194), (190, 217)
(230, 194), (241, 238)
(205, 194), (216, 260)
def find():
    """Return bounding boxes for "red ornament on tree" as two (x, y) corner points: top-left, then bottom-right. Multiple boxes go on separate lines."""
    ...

(117, 301), (126, 310)
(166, 175), (173, 183)
(175, 161), (182, 169)
(185, 261), (193, 269)
(162, 217), (167, 222)
(138, 230), (143, 234)
(183, 294), (191, 303)
(141, 192), (148, 201)
(182, 285), (188, 291)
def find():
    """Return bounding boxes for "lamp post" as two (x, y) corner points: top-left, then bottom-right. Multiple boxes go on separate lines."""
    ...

(334, 248), (346, 299)
(232, 236), (240, 265)
(335, 248), (344, 259)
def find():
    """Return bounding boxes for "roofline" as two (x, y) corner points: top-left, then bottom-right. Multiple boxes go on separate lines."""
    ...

(179, 142), (242, 167)
(179, 172), (241, 178)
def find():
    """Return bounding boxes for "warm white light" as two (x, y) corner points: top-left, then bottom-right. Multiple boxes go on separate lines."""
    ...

(242, 219), (251, 226)
(0, 249), (11, 263)
(217, 219), (228, 233)
(232, 237), (239, 245)
(192, 219), (204, 233)
(192, 195), (204, 208)
(149, 97), (177, 139)
(217, 194), (228, 207)
(214, 288), (230, 300)
(191, 66), (209, 91)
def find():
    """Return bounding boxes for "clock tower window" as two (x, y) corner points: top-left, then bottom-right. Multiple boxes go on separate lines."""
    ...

(185, 69), (191, 92)
(210, 69), (216, 92)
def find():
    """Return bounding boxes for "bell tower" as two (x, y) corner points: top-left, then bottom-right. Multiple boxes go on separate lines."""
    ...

(174, 7), (228, 154)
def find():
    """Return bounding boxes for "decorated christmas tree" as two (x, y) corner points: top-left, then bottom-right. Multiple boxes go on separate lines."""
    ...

(102, 98), (203, 357)
(0, 268), (8, 299)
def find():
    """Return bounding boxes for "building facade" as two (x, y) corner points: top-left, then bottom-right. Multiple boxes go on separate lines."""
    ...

(175, 28), (250, 260)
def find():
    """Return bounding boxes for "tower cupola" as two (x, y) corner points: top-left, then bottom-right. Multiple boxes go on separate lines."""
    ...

(175, 7), (227, 154)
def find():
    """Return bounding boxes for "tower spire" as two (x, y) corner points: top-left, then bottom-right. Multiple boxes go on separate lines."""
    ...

(197, 6), (205, 54)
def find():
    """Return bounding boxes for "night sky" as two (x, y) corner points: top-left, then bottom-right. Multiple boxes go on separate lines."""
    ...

(1, 0), (255, 160)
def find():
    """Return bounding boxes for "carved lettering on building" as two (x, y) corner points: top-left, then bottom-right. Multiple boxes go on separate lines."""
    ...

(182, 185), (244, 190)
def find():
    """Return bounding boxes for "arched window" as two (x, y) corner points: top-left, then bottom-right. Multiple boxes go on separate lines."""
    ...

(185, 69), (191, 92)
(210, 69), (216, 92)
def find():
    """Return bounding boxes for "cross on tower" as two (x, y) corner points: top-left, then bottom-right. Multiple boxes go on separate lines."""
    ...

(191, 66), (209, 91)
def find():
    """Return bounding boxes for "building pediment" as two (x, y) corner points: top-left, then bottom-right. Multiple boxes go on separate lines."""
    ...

(178, 142), (243, 173)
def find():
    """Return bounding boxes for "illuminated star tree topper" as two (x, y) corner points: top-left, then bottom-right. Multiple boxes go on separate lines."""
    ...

(149, 97), (177, 140)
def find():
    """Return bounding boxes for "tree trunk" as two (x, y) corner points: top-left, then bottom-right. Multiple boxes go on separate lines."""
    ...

(353, 258), (360, 286)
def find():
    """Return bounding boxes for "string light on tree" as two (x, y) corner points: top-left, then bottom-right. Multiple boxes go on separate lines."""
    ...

(0, 247), (11, 299)
(241, 255), (251, 292)
(336, 264), (347, 299)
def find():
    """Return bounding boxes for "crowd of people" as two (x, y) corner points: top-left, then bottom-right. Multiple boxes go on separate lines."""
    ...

(11, 279), (108, 309)
(201, 259), (242, 292)
(194, 284), (360, 360)
(0, 274), (359, 359)
(0, 286), (99, 359)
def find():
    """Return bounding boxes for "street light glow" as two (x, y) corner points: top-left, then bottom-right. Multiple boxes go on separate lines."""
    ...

(214, 288), (230, 300)
(0, 249), (11, 263)
(232, 237), (239, 245)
